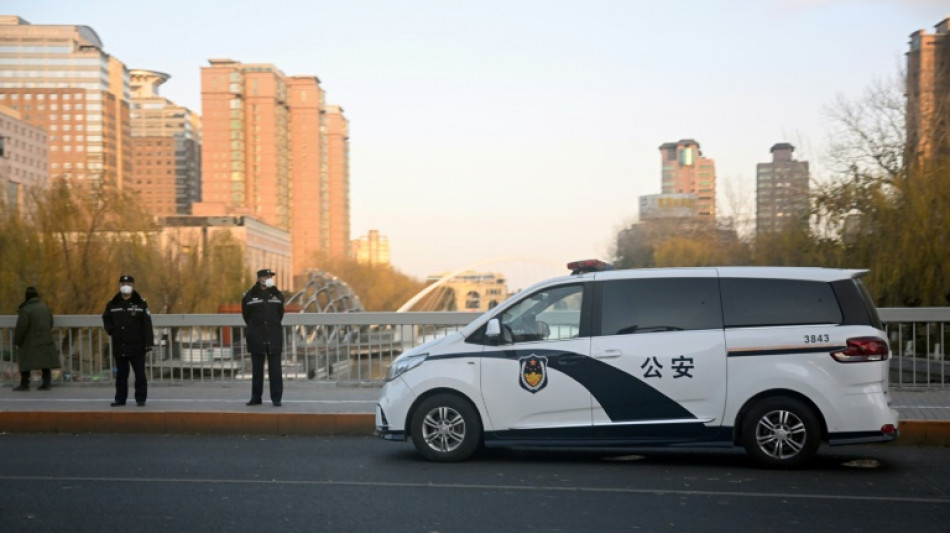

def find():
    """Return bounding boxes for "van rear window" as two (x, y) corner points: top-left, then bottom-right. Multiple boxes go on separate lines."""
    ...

(721, 278), (842, 327)
(598, 278), (722, 335)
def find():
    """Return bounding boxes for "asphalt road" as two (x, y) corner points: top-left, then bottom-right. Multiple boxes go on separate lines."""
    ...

(0, 435), (947, 532)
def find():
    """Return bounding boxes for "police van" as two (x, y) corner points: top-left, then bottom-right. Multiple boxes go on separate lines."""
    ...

(375, 261), (898, 468)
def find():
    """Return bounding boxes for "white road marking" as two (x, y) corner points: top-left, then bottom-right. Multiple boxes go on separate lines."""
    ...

(0, 475), (947, 504)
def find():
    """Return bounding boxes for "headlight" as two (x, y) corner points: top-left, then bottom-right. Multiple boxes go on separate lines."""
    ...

(386, 353), (428, 381)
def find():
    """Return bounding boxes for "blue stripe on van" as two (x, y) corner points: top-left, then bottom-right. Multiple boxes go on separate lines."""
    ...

(431, 349), (696, 423)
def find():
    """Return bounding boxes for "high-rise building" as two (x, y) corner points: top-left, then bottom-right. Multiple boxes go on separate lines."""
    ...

(0, 104), (47, 208)
(755, 143), (809, 235)
(288, 75), (326, 279)
(0, 16), (131, 188)
(129, 69), (201, 215)
(325, 105), (350, 260)
(351, 230), (390, 266)
(906, 17), (950, 163)
(658, 139), (716, 220)
(198, 59), (350, 287)
(198, 59), (290, 229)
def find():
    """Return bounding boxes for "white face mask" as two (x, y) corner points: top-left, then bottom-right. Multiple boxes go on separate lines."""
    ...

(119, 285), (133, 295)
(264, 278), (275, 288)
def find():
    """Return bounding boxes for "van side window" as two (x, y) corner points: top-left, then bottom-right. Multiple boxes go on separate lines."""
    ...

(721, 278), (842, 327)
(598, 278), (722, 336)
(498, 284), (584, 343)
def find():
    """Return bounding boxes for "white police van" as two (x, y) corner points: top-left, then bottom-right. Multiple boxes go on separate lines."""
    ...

(376, 260), (898, 468)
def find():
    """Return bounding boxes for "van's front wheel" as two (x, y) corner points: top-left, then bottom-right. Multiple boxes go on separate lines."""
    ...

(741, 397), (820, 468)
(410, 393), (482, 462)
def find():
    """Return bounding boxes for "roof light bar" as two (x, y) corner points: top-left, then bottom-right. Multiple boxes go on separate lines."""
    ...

(567, 259), (614, 275)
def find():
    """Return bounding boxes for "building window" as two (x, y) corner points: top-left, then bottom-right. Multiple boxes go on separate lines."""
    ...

(465, 291), (481, 310)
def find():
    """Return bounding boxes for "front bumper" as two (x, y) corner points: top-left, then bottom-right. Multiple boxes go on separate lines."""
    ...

(375, 402), (407, 441)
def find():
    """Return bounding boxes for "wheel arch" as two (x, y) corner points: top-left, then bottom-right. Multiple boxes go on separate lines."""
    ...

(405, 387), (486, 441)
(732, 389), (828, 445)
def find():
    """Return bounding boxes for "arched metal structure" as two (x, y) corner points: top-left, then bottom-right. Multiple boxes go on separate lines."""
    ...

(285, 269), (364, 352)
(397, 257), (562, 312)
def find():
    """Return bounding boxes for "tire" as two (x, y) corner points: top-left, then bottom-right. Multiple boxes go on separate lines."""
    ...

(410, 393), (482, 462)
(741, 397), (821, 469)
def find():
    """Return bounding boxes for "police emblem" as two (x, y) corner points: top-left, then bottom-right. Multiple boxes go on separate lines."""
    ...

(519, 354), (548, 393)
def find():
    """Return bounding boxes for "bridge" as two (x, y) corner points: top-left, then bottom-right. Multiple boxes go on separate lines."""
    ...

(1, 308), (948, 388)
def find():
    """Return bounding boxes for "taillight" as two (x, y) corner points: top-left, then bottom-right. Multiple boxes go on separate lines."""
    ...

(830, 337), (889, 363)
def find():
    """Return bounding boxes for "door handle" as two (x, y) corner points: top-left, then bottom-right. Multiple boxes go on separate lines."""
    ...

(594, 349), (622, 359)
(555, 355), (585, 366)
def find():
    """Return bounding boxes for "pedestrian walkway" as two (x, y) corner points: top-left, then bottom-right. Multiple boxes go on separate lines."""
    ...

(0, 381), (379, 413)
(0, 383), (947, 444)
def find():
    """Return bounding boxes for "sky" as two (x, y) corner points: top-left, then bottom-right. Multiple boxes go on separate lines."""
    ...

(7, 0), (949, 289)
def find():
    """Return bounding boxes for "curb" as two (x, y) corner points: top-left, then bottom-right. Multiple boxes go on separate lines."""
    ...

(898, 420), (950, 446)
(1, 413), (948, 446)
(0, 412), (375, 436)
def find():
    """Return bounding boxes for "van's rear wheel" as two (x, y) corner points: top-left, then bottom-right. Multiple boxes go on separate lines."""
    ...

(741, 397), (820, 468)
(410, 393), (482, 462)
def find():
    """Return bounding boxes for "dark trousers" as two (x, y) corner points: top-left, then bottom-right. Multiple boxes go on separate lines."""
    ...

(250, 349), (283, 403)
(115, 354), (147, 403)
(20, 369), (51, 385)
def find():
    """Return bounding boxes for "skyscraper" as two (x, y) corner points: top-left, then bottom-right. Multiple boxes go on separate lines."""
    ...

(325, 105), (350, 261)
(658, 139), (716, 220)
(199, 59), (290, 229)
(129, 69), (200, 215)
(906, 17), (950, 163)
(198, 59), (350, 286)
(288, 75), (327, 279)
(0, 16), (131, 187)
(0, 104), (47, 207)
(756, 143), (809, 235)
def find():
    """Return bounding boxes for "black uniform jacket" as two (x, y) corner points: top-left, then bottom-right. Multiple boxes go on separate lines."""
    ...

(102, 291), (154, 358)
(241, 284), (285, 354)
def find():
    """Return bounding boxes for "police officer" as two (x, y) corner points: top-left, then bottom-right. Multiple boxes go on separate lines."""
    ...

(242, 268), (285, 406)
(102, 275), (153, 407)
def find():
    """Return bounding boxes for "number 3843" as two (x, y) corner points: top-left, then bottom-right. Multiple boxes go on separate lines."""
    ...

(804, 334), (830, 344)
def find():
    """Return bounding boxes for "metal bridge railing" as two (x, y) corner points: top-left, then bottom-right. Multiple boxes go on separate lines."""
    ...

(0, 308), (947, 388)
(0, 312), (478, 387)
(880, 308), (950, 388)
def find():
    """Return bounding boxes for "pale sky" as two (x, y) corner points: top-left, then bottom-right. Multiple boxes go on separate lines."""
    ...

(8, 1), (949, 289)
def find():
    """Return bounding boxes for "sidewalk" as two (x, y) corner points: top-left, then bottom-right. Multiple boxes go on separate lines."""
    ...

(0, 383), (948, 445)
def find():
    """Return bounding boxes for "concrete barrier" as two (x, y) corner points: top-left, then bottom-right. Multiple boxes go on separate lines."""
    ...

(0, 412), (376, 436)
(1, 412), (948, 447)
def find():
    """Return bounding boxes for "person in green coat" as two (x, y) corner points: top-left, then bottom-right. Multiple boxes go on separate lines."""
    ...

(13, 287), (60, 391)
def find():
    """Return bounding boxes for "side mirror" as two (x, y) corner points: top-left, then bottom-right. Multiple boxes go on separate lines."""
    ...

(486, 318), (501, 338)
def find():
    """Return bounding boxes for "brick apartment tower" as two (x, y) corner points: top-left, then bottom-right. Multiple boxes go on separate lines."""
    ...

(0, 16), (131, 188)
(199, 59), (290, 230)
(658, 139), (716, 220)
(129, 69), (201, 215)
(199, 59), (350, 285)
(288, 76), (327, 280)
(755, 143), (809, 235)
(906, 17), (950, 164)
(325, 105), (350, 261)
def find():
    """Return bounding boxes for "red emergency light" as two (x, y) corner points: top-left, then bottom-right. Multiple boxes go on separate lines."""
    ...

(567, 259), (614, 275)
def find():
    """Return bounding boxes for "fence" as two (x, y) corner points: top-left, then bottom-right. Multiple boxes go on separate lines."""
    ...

(1, 308), (948, 388)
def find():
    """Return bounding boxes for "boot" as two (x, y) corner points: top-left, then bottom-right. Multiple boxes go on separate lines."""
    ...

(38, 369), (52, 390)
(13, 371), (30, 391)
